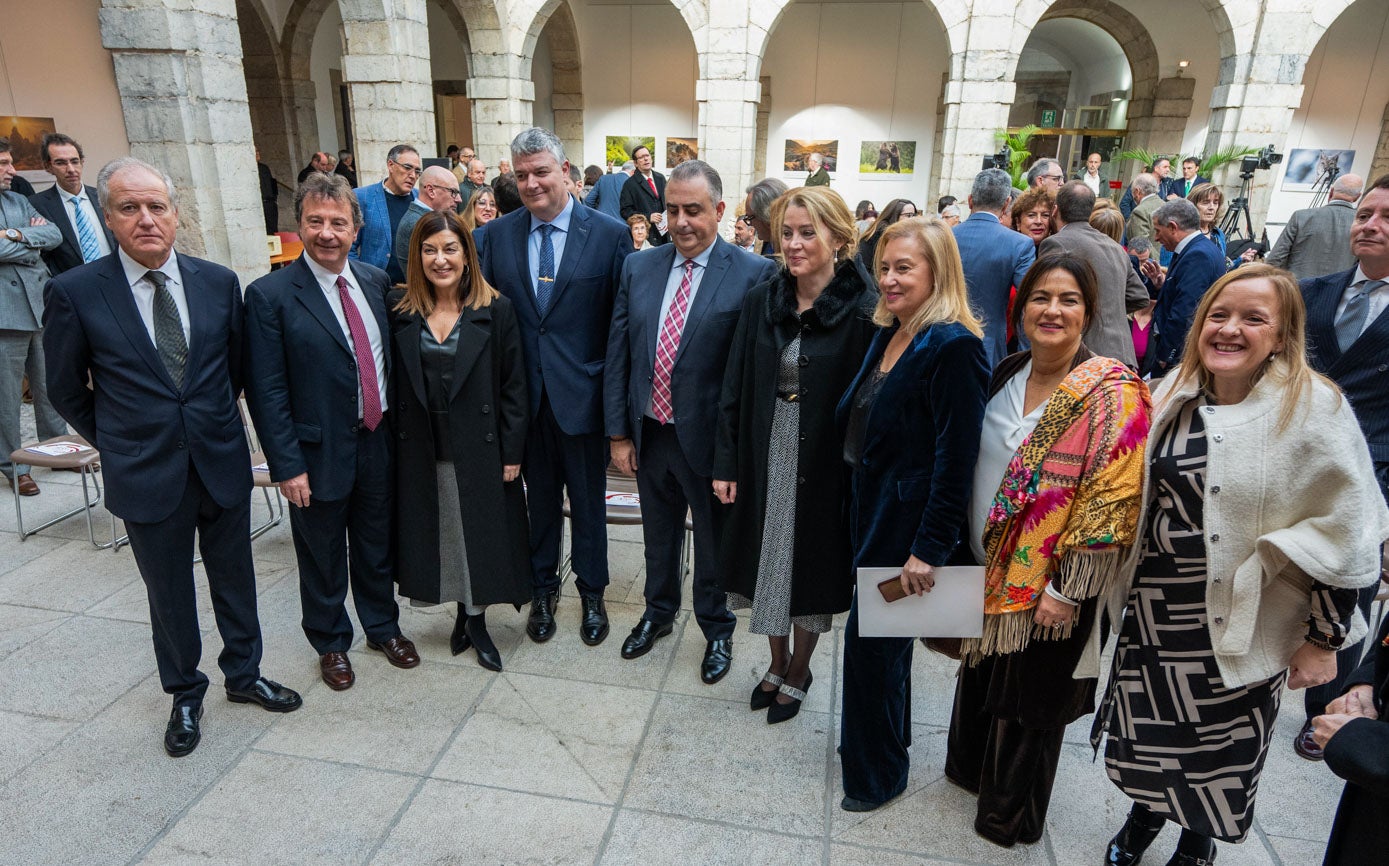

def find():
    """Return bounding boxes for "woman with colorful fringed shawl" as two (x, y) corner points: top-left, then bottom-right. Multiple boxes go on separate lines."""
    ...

(944, 252), (1152, 848)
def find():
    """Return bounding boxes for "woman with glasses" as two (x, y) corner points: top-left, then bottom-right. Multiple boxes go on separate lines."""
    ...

(462, 186), (498, 230)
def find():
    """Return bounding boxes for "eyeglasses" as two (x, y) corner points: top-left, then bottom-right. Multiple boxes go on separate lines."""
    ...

(425, 184), (463, 199)
(736, 214), (755, 225)
(1045, 174), (1065, 182)
(391, 159), (422, 176)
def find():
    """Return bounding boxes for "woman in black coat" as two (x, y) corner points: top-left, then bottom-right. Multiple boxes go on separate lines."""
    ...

(713, 186), (878, 724)
(391, 210), (530, 671)
(836, 216), (988, 810)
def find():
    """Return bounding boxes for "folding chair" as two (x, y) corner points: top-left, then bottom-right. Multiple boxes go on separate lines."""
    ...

(559, 468), (692, 582)
(9, 435), (124, 550)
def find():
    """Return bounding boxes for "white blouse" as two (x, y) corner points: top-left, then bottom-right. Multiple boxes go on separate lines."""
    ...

(968, 361), (1048, 564)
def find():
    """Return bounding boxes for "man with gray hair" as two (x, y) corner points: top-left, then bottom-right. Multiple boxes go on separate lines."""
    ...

(1265, 173), (1364, 279)
(805, 152), (830, 187)
(585, 160), (635, 220)
(605, 160), (776, 677)
(394, 165), (461, 275)
(350, 143), (420, 284)
(45, 156), (303, 757)
(1125, 172), (1162, 245)
(1027, 158), (1064, 191)
(953, 168), (1037, 367)
(475, 127), (634, 647)
(742, 177), (788, 257)
(1139, 198), (1227, 376)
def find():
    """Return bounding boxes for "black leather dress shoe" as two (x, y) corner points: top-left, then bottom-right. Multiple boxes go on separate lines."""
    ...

(226, 677), (303, 712)
(1293, 719), (1324, 761)
(621, 619), (673, 659)
(164, 704), (203, 757)
(527, 591), (558, 643)
(580, 595), (609, 646)
(701, 639), (733, 684)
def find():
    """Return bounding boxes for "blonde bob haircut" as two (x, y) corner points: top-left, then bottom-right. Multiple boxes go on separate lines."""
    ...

(871, 216), (984, 339)
(1166, 263), (1339, 431)
(396, 209), (499, 315)
(769, 186), (859, 263)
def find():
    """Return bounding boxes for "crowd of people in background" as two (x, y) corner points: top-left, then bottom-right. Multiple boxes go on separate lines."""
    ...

(3, 126), (1389, 866)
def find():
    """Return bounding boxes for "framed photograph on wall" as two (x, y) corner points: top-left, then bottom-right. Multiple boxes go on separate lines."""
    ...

(606, 135), (656, 167)
(666, 137), (698, 168)
(1281, 148), (1355, 191)
(859, 140), (916, 175)
(784, 139), (839, 173)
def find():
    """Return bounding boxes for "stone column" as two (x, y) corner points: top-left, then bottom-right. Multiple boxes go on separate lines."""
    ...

(697, 79), (763, 214)
(1371, 101), (1389, 182)
(1123, 76), (1195, 165)
(339, 0), (435, 186)
(936, 74), (1015, 200)
(99, 0), (267, 284)
(753, 76), (771, 179)
(466, 76), (535, 166)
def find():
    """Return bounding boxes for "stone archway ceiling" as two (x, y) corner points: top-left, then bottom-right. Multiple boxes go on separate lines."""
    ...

(1039, 0), (1157, 103)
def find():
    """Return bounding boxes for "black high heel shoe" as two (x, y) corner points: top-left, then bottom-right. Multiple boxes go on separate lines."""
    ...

(1105, 809), (1166, 865)
(465, 612), (503, 672)
(767, 670), (813, 724)
(450, 604), (470, 656)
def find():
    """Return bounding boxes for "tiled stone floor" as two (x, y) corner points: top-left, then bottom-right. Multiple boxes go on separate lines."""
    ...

(0, 416), (1351, 864)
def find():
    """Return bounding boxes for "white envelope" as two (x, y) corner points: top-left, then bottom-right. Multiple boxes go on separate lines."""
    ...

(855, 566), (985, 638)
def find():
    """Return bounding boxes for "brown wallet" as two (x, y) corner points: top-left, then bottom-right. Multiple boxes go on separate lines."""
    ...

(877, 574), (909, 603)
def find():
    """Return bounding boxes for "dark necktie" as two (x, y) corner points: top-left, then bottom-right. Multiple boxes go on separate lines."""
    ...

(536, 224), (556, 313)
(1336, 280), (1384, 352)
(336, 276), (382, 431)
(146, 270), (187, 389)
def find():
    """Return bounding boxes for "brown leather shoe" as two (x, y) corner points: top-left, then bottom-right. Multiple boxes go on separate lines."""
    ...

(15, 474), (38, 496)
(319, 651), (355, 690)
(366, 635), (420, 669)
(1294, 719), (1324, 761)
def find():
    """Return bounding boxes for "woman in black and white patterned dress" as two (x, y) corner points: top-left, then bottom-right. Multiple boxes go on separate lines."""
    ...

(1093, 266), (1389, 866)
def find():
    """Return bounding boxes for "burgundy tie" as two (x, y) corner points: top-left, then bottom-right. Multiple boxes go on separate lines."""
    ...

(647, 175), (658, 199)
(336, 276), (382, 431)
(651, 260), (694, 424)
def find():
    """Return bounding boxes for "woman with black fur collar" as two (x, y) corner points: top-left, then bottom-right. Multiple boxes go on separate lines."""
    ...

(713, 186), (878, 724)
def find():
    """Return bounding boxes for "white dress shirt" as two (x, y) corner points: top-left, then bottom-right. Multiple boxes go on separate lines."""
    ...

(1336, 265), (1389, 339)
(969, 361), (1047, 565)
(118, 247), (189, 344)
(644, 242), (715, 419)
(302, 253), (388, 415)
(527, 196), (574, 297)
(58, 186), (111, 258)
(1082, 171), (1102, 195)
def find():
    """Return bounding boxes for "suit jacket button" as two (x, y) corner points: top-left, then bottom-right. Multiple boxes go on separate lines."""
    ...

(485, 433), (495, 443)
(797, 355), (809, 367)
(348, 361), (355, 370)
(481, 404), (491, 414)
(539, 327), (548, 335)
(796, 475), (805, 485)
(351, 424), (359, 433)
(398, 432), (406, 440)
(176, 440), (185, 449)
(1379, 365), (1388, 373)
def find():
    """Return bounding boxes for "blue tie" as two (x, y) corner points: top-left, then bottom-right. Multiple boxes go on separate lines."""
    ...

(536, 224), (556, 313)
(70, 195), (101, 263)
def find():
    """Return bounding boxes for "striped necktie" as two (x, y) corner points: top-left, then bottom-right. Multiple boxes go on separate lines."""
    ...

(146, 270), (187, 389)
(1336, 280), (1385, 352)
(70, 195), (102, 263)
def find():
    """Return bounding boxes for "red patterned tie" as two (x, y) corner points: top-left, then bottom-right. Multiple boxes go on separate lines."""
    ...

(336, 276), (382, 431)
(647, 176), (658, 199)
(650, 260), (694, 424)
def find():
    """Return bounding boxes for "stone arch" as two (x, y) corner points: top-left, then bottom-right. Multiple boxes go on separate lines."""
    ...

(1038, 0), (1158, 109)
(236, 0), (296, 227)
(282, 0), (339, 82)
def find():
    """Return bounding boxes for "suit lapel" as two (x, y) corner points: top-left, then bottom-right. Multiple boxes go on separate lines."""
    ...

(673, 240), (729, 367)
(177, 255), (207, 382)
(394, 314), (428, 409)
(89, 186), (116, 247)
(95, 255), (178, 392)
(1336, 281), (1389, 371)
(643, 246), (677, 365)
(451, 306), (491, 401)
(546, 206), (591, 319)
(40, 189), (81, 261)
(1307, 270), (1351, 368)
(291, 258), (353, 357)
(509, 213), (540, 318)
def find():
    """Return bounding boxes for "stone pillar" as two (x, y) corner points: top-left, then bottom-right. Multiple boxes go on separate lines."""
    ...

(339, 0), (435, 186)
(1203, 72), (1305, 234)
(936, 73), (1015, 200)
(466, 76), (535, 166)
(1371, 101), (1389, 182)
(697, 79), (762, 215)
(1124, 76), (1195, 165)
(99, 0), (267, 284)
(285, 77), (320, 168)
(699, 0), (761, 215)
(753, 76), (771, 180)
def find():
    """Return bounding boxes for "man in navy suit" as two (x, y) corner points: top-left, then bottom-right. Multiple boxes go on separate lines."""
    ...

(476, 127), (632, 646)
(29, 133), (116, 277)
(585, 161), (634, 220)
(1138, 199), (1227, 377)
(605, 160), (776, 679)
(245, 172), (418, 691)
(1294, 173), (1389, 761)
(953, 168), (1036, 368)
(1165, 157), (1211, 201)
(43, 157), (302, 757)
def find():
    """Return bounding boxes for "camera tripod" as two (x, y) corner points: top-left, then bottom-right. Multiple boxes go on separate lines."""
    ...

(1219, 170), (1258, 241)
(1310, 163), (1342, 209)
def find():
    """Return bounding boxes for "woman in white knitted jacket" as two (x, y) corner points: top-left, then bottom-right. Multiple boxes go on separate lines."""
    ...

(1092, 265), (1389, 866)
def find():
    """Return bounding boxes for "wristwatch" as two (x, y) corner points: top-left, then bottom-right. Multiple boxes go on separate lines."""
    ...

(3, 228), (20, 242)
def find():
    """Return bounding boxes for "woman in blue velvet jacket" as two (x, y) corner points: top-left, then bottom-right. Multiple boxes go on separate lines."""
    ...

(837, 216), (989, 811)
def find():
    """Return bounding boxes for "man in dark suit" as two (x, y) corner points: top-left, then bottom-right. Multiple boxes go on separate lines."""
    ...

(1295, 174), (1389, 761)
(475, 127), (632, 646)
(244, 172), (419, 691)
(1138, 199), (1228, 377)
(30, 133), (115, 276)
(605, 160), (776, 679)
(1266, 173), (1362, 279)
(620, 145), (667, 246)
(585, 161), (633, 220)
(1165, 157), (1211, 201)
(953, 168), (1036, 368)
(43, 157), (302, 758)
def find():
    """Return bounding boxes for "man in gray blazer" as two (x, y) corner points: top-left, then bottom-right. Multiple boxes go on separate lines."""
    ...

(1266, 173), (1362, 279)
(0, 138), (65, 496)
(953, 168), (1036, 368)
(1125, 173), (1161, 245)
(604, 160), (776, 681)
(1039, 181), (1150, 365)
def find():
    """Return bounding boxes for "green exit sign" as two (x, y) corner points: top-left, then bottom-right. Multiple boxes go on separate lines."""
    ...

(1040, 110), (1057, 128)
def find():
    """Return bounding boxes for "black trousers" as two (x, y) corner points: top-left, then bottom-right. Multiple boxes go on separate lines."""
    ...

(524, 393), (608, 597)
(636, 419), (734, 639)
(288, 421), (399, 654)
(1305, 581), (1380, 717)
(123, 463), (262, 708)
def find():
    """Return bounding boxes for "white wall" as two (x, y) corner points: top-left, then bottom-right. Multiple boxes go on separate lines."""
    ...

(570, 1), (697, 173)
(0, 0), (130, 191)
(1265, 0), (1389, 229)
(532, 30), (555, 136)
(762, 2), (948, 212)
(311, 3), (345, 154)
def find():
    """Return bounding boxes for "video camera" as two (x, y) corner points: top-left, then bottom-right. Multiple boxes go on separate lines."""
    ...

(982, 147), (1011, 172)
(1239, 144), (1283, 175)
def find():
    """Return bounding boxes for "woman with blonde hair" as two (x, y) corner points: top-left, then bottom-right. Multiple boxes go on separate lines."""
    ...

(1094, 264), (1389, 866)
(1089, 206), (1125, 243)
(715, 185), (878, 723)
(838, 215), (990, 810)
(460, 186), (498, 231)
(390, 210), (530, 670)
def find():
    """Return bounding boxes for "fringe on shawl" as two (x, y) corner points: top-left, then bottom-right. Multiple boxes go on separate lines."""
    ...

(961, 548), (1125, 666)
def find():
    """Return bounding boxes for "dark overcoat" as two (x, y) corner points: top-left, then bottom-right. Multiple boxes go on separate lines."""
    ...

(712, 260), (877, 617)
(836, 321), (987, 569)
(1322, 613), (1389, 865)
(389, 292), (531, 606)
